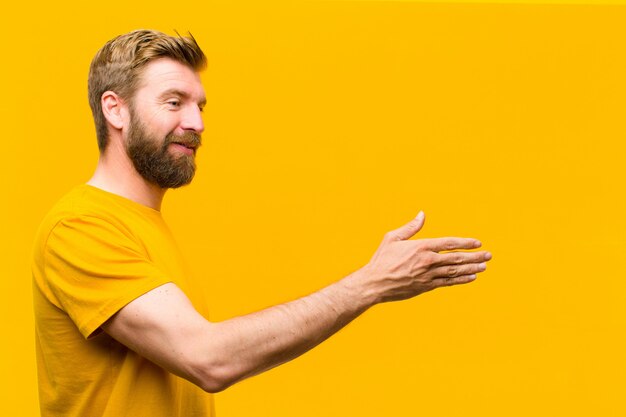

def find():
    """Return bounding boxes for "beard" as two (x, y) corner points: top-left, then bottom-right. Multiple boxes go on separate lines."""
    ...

(125, 109), (202, 189)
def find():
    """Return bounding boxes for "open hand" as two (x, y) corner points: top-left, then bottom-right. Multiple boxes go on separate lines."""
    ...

(359, 212), (492, 303)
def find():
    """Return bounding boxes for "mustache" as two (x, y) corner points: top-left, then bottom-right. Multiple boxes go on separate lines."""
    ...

(164, 131), (202, 150)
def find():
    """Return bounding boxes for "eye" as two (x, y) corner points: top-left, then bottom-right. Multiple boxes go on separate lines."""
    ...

(167, 100), (181, 108)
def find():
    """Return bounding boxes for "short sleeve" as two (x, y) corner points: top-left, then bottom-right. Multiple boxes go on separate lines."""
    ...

(43, 215), (172, 339)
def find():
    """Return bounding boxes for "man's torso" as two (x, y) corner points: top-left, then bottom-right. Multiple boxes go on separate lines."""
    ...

(32, 185), (214, 417)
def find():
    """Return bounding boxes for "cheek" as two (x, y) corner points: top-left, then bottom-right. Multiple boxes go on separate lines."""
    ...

(142, 107), (178, 128)
(156, 118), (182, 138)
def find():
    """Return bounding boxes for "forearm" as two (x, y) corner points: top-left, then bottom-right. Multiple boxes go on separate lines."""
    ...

(199, 269), (377, 390)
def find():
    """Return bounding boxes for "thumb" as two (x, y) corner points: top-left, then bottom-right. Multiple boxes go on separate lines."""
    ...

(388, 211), (425, 241)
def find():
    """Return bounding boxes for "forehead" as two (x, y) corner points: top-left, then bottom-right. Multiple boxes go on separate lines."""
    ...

(135, 58), (205, 100)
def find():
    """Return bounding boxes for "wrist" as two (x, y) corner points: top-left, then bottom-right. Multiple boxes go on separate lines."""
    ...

(340, 266), (381, 310)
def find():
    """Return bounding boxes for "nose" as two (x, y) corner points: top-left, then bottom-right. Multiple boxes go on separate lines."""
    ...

(181, 105), (205, 134)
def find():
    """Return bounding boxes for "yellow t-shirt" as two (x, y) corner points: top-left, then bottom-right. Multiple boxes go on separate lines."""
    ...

(32, 185), (215, 417)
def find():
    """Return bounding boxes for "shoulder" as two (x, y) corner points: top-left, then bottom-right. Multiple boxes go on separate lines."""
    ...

(32, 185), (158, 280)
(35, 184), (163, 249)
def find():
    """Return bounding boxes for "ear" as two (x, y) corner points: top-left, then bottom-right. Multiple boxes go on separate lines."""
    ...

(101, 91), (127, 131)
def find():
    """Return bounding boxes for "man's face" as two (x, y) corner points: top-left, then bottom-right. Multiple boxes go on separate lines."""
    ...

(124, 58), (206, 189)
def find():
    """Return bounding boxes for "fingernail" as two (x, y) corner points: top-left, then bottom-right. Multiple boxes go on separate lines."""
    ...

(478, 263), (487, 271)
(474, 240), (482, 248)
(469, 274), (477, 280)
(484, 252), (492, 261)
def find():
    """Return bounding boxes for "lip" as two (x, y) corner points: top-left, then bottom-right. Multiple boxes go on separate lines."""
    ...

(170, 142), (195, 156)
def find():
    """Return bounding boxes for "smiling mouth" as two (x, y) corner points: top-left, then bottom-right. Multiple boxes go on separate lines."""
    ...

(173, 142), (196, 150)
(170, 142), (197, 155)
(166, 132), (202, 154)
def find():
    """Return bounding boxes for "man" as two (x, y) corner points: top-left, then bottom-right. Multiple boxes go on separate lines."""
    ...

(32, 30), (491, 417)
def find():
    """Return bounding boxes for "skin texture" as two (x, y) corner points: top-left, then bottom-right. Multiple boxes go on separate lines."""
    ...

(91, 58), (492, 393)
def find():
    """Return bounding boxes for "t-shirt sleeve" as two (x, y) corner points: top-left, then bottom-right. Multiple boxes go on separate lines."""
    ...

(43, 215), (173, 339)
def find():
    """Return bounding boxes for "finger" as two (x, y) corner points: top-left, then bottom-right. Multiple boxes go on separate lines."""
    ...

(421, 237), (481, 252)
(432, 274), (477, 288)
(432, 251), (492, 267)
(386, 211), (425, 241)
(430, 262), (487, 279)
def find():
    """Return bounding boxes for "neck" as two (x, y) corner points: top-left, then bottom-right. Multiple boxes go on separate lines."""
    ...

(87, 142), (166, 211)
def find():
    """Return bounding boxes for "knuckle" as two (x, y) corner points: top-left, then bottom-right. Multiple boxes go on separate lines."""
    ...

(420, 252), (435, 267)
(440, 278), (456, 288)
(447, 278), (460, 287)
(447, 266), (458, 277)
(447, 278), (462, 287)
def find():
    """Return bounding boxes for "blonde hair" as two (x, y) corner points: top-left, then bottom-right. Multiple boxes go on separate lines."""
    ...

(88, 29), (207, 151)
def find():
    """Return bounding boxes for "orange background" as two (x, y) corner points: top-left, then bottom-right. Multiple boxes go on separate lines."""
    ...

(1, 1), (625, 416)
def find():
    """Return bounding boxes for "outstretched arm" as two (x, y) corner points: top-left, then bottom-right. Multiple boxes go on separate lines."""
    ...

(102, 212), (491, 392)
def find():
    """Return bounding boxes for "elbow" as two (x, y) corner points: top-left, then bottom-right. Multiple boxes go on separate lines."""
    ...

(176, 323), (246, 393)
(197, 373), (231, 394)
(187, 358), (239, 393)
(198, 380), (228, 394)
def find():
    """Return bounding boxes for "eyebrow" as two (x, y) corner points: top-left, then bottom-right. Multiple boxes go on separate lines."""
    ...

(159, 88), (207, 107)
